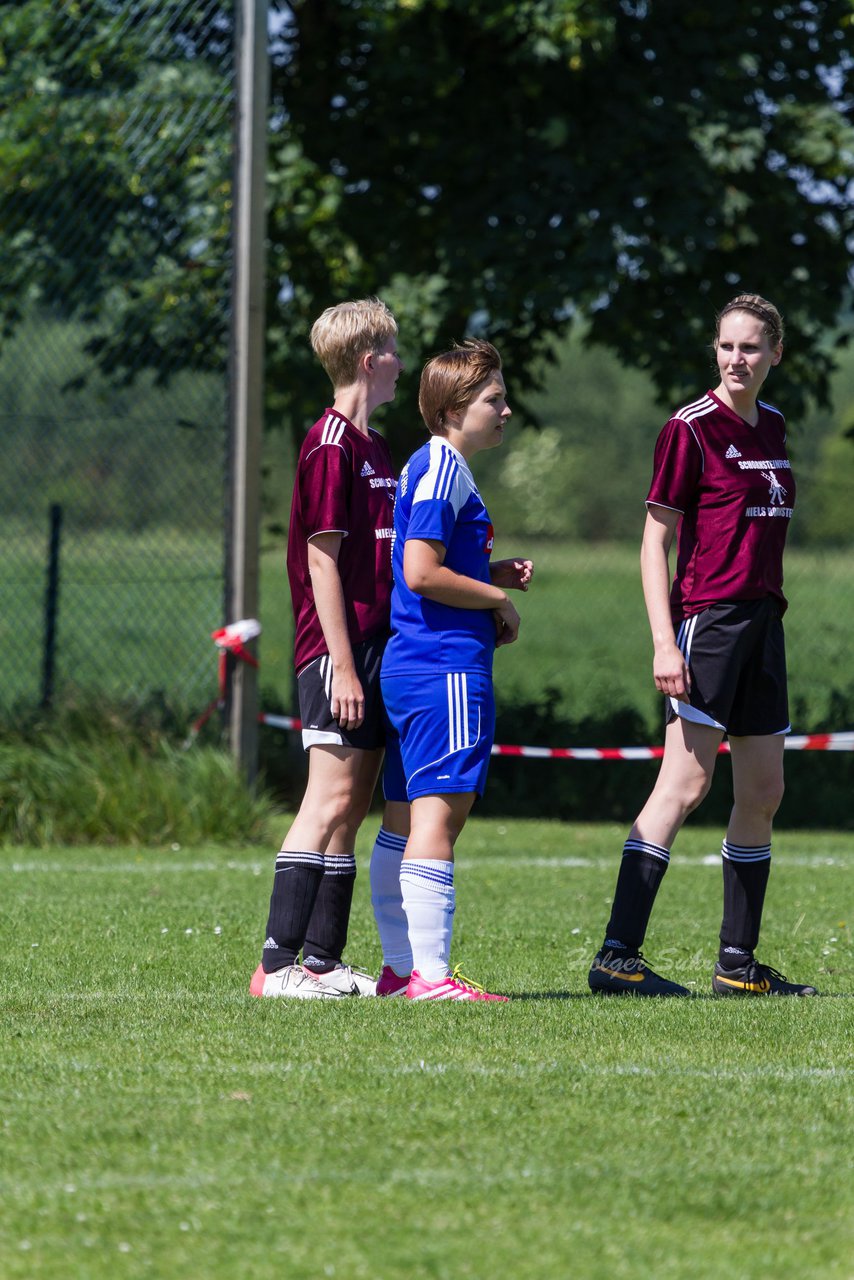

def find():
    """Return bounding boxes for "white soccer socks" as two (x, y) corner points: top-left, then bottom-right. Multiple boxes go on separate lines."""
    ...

(369, 827), (413, 976)
(400, 857), (455, 982)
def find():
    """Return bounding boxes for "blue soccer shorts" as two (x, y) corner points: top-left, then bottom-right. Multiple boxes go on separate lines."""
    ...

(381, 670), (495, 801)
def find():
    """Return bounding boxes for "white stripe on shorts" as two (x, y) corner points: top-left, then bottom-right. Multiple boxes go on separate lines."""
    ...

(671, 613), (725, 729)
(446, 673), (470, 753)
(675, 613), (698, 663)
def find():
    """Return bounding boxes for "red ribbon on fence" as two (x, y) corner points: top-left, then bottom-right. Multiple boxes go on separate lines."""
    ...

(186, 619), (261, 741)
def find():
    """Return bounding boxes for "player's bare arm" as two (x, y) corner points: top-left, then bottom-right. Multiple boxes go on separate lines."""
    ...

(403, 538), (510, 609)
(307, 532), (365, 728)
(641, 506), (690, 701)
(490, 558), (534, 591)
(404, 539), (521, 647)
(492, 598), (521, 646)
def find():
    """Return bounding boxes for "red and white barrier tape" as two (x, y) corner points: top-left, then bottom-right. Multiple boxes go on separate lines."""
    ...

(196, 625), (854, 758)
(258, 714), (854, 758)
(489, 733), (854, 759)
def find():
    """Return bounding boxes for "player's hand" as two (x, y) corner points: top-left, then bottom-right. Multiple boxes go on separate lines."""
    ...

(652, 643), (691, 701)
(490, 558), (534, 591)
(331, 668), (366, 729)
(493, 599), (521, 647)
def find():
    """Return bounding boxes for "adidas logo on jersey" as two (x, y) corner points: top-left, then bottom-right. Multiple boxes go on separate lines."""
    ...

(725, 444), (742, 459)
(360, 460), (376, 477)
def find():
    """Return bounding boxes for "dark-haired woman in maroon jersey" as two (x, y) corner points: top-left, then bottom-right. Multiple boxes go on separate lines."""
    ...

(588, 293), (817, 998)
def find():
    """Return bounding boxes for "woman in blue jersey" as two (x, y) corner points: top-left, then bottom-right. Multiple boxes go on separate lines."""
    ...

(377, 340), (533, 1001)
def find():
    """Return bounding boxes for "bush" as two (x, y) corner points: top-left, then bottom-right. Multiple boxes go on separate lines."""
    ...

(0, 694), (276, 846)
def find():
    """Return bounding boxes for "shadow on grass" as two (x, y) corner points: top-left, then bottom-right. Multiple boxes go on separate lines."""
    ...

(512, 990), (854, 1000)
(510, 991), (594, 1000)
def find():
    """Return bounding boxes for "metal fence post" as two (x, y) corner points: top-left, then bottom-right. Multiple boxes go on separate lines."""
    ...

(226, 0), (269, 786)
(41, 503), (63, 708)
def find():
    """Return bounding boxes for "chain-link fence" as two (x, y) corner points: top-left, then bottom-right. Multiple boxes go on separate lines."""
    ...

(2, 1), (851, 828)
(0, 0), (234, 716)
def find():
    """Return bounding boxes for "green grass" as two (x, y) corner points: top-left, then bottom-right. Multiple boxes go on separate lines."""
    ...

(0, 739), (274, 846)
(2, 820), (851, 1279)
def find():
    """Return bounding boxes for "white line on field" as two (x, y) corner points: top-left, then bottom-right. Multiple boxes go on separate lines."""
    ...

(3, 1041), (848, 1084)
(462, 855), (850, 870)
(397, 1060), (852, 1082)
(2, 861), (267, 875)
(1, 855), (848, 873)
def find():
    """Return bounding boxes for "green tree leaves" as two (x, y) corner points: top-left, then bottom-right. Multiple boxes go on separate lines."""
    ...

(2, 0), (851, 450)
(0, 0), (233, 381)
(268, 0), (853, 451)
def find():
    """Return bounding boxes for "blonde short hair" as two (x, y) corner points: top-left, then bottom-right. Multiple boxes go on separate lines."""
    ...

(418, 339), (503, 435)
(716, 294), (784, 347)
(310, 297), (398, 388)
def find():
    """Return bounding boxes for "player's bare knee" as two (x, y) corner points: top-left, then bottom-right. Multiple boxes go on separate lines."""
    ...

(681, 771), (713, 815)
(298, 783), (359, 838)
(342, 794), (374, 837)
(753, 778), (785, 822)
(648, 770), (710, 824)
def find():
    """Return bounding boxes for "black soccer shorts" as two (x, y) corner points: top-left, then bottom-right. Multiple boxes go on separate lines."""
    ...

(665, 597), (789, 737)
(296, 633), (389, 751)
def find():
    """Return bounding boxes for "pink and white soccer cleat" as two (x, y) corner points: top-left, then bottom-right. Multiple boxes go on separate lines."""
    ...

(405, 968), (509, 1002)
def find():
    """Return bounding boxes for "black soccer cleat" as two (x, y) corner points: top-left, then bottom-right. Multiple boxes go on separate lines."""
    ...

(588, 949), (691, 997)
(712, 959), (818, 996)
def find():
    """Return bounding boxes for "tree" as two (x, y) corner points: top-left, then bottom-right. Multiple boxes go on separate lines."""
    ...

(1, 0), (852, 458)
(0, 0), (234, 385)
(267, 0), (854, 457)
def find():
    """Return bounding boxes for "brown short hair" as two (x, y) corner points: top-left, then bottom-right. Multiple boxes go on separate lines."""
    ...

(310, 297), (398, 389)
(418, 339), (503, 434)
(716, 294), (784, 347)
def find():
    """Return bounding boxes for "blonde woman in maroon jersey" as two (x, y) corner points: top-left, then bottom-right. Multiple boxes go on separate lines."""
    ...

(588, 294), (817, 998)
(249, 298), (410, 999)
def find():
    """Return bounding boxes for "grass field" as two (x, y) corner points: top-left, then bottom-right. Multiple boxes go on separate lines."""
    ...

(2, 820), (851, 1279)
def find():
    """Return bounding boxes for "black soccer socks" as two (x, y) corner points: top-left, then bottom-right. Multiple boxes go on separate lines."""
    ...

(603, 839), (671, 953)
(302, 854), (357, 973)
(719, 840), (771, 962)
(261, 850), (325, 973)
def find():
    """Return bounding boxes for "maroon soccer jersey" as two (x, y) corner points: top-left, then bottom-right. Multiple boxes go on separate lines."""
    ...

(287, 409), (397, 671)
(646, 390), (796, 619)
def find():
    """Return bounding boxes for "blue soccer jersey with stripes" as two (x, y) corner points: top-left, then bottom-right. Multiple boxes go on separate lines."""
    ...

(382, 436), (496, 676)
